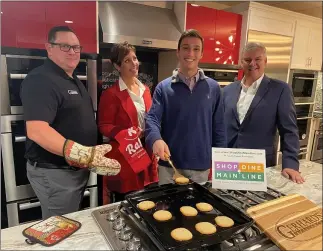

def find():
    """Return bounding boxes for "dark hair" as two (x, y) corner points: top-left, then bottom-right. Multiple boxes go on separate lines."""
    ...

(178, 29), (204, 51)
(110, 42), (136, 66)
(47, 26), (77, 43)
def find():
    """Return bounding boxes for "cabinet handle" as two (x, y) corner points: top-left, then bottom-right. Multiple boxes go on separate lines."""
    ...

(310, 57), (312, 67)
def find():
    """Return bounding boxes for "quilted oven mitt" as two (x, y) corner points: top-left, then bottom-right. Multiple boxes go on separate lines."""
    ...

(63, 140), (121, 176)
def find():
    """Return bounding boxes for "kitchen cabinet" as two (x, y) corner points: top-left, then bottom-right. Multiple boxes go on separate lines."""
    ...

(186, 4), (216, 63)
(1, 1), (97, 53)
(1, 1), (46, 49)
(1, 2), (18, 47)
(214, 10), (242, 65)
(186, 3), (242, 64)
(291, 20), (322, 71)
(45, 1), (97, 53)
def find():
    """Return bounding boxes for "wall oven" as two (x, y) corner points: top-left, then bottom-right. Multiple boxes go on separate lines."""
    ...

(297, 117), (312, 147)
(295, 104), (313, 118)
(311, 119), (323, 164)
(288, 69), (318, 103)
(202, 68), (238, 88)
(1, 54), (98, 227)
(0, 54), (95, 115)
(1, 115), (98, 227)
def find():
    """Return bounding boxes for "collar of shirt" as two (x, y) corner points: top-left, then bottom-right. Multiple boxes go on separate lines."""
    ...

(240, 73), (265, 93)
(118, 76), (145, 97)
(170, 68), (207, 84)
(46, 58), (80, 81)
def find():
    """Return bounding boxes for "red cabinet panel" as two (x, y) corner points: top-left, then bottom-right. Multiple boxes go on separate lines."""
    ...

(186, 4), (216, 63)
(214, 10), (242, 65)
(186, 4), (242, 65)
(1, 2), (18, 47)
(15, 2), (47, 49)
(1, 1), (97, 53)
(45, 1), (97, 53)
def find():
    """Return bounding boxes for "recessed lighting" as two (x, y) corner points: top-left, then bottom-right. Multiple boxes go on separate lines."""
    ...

(216, 41), (220, 45)
(191, 4), (199, 7)
(1, 12), (3, 14)
(65, 20), (73, 24)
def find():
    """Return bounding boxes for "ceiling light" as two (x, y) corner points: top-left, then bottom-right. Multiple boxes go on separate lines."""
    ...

(215, 48), (219, 51)
(215, 57), (220, 61)
(65, 20), (73, 24)
(219, 51), (222, 54)
(216, 41), (220, 45)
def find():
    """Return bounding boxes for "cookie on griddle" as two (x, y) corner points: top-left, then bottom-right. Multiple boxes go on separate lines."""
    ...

(196, 202), (213, 212)
(171, 228), (193, 241)
(153, 210), (172, 221)
(180, 206), (198, 216)
(195, 222), (217, 235)
(137, 200), (155, 211)
(175, 177), (189, 185)
(215, 216), (234, 227)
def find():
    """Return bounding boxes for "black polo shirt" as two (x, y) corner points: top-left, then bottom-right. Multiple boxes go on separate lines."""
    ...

(20, 58), (98, 165)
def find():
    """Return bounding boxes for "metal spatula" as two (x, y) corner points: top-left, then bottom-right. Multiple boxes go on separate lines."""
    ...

(164, 153), (186, 180)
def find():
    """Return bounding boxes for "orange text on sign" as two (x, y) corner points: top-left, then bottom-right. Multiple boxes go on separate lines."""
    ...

(238, 163), (264, 173)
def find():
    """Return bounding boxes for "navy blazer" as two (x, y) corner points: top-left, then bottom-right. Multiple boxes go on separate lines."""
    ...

(223, 75), (300, 170)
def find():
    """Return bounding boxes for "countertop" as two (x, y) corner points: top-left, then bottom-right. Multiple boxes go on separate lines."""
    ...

(1, 160), (322, 250)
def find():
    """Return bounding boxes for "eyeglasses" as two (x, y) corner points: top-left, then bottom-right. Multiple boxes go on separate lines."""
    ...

(50, 43), (83, 53)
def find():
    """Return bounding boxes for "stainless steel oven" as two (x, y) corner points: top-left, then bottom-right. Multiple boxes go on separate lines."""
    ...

(297, 117), (312, 147)
(1, 114), (98, 227)
(311, 130), (323, 163)
(0, 54), (92, 115)
(295, 104), (313, 118)
(202, 68), (238, 88)
(288, 69), (318, 103)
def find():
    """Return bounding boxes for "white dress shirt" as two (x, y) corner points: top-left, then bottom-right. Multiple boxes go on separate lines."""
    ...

(237, 74), (264, 123)
(119, 77), (146, 131)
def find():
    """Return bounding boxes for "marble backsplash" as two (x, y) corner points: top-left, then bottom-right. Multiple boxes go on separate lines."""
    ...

(314, 71), (322, 112)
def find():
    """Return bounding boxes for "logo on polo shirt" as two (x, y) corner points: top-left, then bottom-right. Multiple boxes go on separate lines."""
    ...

(68, 90), (79, 95)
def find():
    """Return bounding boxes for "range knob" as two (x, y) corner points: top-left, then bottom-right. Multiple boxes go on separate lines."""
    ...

(106, 210), (120, 222)
(126, 237), (141, 251)
(112, 217), (125, 231)
(118, 226), (133, 241)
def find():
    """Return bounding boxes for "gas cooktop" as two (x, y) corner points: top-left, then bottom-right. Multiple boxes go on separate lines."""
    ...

(92, 184), (282, 251)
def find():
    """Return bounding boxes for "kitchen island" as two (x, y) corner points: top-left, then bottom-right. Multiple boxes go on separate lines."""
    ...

(1, 160), (322, 250)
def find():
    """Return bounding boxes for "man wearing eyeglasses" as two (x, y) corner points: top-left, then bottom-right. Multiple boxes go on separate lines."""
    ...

(20, 26), (121, 219)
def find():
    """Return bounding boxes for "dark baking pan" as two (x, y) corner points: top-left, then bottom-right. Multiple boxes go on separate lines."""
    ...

(125, 182), (254, 251)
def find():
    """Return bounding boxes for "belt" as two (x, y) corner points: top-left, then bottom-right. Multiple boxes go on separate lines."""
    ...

(27, 159), (79, 171)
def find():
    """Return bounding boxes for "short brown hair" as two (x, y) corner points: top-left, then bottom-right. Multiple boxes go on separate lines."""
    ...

(178, 29), (204, 51)
(110, 42), (136, 66)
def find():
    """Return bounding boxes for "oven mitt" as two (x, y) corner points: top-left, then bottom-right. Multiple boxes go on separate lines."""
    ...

(22, 216), (81, 247)
(63, 139), (121, 176)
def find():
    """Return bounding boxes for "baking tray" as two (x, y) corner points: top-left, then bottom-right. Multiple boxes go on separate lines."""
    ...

(125, 182), (254, 251)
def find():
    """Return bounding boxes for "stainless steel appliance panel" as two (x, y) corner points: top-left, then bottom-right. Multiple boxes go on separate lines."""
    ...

(247, 30), (293, 83)
(203, 68), (238, 88)
(311, 130), (323, 162)
(297, 117), (312, 147)
(288, 69), (318, 103)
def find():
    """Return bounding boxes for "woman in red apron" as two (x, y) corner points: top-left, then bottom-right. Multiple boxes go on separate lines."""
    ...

(98, 42), (158, 203)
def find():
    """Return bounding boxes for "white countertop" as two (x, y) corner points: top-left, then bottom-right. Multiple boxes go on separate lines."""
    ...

(1, 160), (322, 250)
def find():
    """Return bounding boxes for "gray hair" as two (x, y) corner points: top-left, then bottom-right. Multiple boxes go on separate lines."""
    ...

(241, 42), (267, 57)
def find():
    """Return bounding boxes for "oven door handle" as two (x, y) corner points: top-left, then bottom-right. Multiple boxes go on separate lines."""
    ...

(19, 201), (41, 211)
(9, 73), (28, 79)
(77, 75), (87, 80)
(294, 77), (317, 80)
(15, 136), (26, 142)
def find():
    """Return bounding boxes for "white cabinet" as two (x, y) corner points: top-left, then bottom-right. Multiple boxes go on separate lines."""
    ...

(291, 20), (322, 70)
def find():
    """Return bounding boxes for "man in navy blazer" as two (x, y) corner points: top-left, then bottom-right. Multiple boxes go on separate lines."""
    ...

(223, 42), (305, 184)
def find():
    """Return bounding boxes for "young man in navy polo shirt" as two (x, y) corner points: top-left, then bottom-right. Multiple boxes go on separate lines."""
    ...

(145, 29), (226, 185)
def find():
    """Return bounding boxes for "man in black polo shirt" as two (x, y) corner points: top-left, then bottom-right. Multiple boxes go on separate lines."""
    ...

(20, 26), (121, 219)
